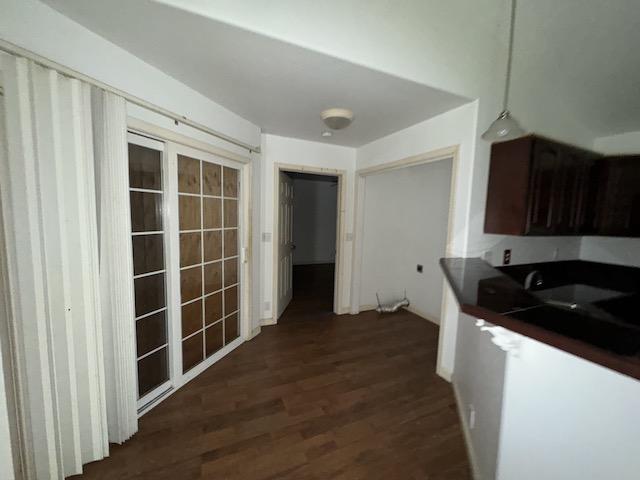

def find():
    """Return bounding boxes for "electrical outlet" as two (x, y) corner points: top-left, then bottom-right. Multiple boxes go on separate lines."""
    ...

(264, 301), (271, 312)
(469, 404), (476, 430)
(416, 264), (423, 273)
(503, 249), (511, 265)
(262, 232), (272, 242)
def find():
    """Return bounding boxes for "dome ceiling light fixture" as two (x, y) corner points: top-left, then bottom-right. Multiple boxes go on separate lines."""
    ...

(481, 0), (525, 143)
(321, 107), (354, 130)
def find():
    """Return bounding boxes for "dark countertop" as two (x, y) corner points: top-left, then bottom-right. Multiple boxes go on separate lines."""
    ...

(440, 257), (640, 381)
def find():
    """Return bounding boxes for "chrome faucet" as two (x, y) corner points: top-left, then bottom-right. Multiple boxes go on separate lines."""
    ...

(524, 270), (544, 290)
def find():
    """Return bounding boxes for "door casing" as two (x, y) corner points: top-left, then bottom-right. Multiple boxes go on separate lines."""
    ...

(272, 163), (347, 322)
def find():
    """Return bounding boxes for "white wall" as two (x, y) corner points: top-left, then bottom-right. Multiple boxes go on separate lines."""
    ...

(260, 134), (356, 319)
(579, 131), (640, 267)
(292, 177), (338, 265)
(497, 337), (640, 480)
(360, 159), (452, 323)
(454, 315), (506, 480)
(594, 130), (640, 155)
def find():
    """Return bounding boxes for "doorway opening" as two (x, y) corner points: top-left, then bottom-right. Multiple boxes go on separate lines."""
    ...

(273, 165), (345, 322)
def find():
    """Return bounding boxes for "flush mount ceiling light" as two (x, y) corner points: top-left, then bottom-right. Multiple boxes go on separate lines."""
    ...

(321, 108), (354, 130)
(482, 0), (525, 142)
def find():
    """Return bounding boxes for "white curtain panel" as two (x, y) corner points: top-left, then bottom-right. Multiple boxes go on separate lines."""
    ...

(91, 88), (138, 445)
(0, 55), (109, 478)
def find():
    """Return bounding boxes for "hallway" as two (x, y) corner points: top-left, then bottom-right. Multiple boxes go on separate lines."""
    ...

(73, 307), (470, 479)
(279, 263), (336, 323)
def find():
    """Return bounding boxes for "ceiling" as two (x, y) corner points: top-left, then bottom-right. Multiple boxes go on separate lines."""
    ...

(122, 0), (640, 140)
(41, 0), (469, 147)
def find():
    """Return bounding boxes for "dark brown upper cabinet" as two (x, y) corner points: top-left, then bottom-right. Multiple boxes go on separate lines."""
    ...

(593, 156), (640, 237)
(484, 135), (601, 236)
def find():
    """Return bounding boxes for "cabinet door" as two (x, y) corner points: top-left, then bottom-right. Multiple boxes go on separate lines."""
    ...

(526, 140), (561, 235)
(575, 157), (602, 234)
(596, 157), (640, 236)
(555, 148), (597, 235)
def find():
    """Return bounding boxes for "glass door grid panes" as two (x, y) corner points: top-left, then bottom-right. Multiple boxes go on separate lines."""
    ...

(128, 133), (171, 407)
(177, 153), (240, 374)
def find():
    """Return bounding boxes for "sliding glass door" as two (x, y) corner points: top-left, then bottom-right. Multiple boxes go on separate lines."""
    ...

(128, 132), (245, 412)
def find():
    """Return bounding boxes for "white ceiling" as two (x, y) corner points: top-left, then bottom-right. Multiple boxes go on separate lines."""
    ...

(118, 0), (640, 140)
(41, 0), (469, 147)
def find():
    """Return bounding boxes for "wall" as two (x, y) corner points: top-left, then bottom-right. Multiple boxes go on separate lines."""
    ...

(579, 131), (640, 267)
(360, 159), (452, 323)
(496, 337), (640, 480)
(454, 315), (506, 480)
(292, 177), (338, 265)
(260, 134), (356, 320)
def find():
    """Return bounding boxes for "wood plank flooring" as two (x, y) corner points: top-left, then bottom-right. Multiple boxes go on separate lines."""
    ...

(74, 264), (470, 479)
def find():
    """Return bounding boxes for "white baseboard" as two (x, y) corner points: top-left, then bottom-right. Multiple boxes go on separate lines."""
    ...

(404, 305), (440, 325)
(247, 325), (261, 340)
(358, 304), (440, 327)
(261, 317), (277, 326)
(359, 304), (376, 312)
(452, 382), (482, 480)
(437, 365), (453, 382)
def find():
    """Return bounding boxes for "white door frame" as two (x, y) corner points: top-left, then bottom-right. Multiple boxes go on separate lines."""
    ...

(272, 163), (347, 321)
(349, 145), (460, 371)
(127, 117), (253, 415)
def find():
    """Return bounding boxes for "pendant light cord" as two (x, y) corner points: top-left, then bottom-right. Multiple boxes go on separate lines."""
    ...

(503, 0), (517, 110)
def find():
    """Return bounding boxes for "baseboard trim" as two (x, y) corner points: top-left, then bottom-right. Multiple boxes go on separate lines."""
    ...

(261, 317), (277, 326)
(452, 382), (482, 480)
(358, 304), (440, 326)
(247, 325), (261, 340)
(437, 365), (452, 382)
(404, 305), (440, 326)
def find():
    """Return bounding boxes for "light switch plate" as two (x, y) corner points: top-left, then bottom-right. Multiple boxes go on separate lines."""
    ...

(262, 232), (272, 242)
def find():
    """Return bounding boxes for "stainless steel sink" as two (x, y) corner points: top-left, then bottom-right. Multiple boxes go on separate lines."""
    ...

(532, 284), (627, 305)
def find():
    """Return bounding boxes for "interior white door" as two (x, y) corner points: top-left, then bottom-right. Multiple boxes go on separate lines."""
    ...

(277, 171), (294, 318)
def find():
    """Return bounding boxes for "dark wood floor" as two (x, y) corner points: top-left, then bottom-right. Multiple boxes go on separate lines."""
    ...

(75, 264), (470, 479)
(280, 264), (336, 323)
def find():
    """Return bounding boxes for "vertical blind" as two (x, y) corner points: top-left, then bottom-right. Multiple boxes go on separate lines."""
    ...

(0, 55), (137, 478)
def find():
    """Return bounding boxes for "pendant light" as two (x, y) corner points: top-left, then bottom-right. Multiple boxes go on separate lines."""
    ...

(482, 0), (525, 142)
